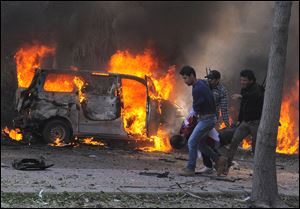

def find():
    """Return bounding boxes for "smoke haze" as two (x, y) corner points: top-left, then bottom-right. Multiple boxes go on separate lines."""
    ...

(1, 1), (299, 125)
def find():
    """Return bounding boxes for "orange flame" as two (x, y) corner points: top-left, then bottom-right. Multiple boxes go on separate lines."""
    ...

(109, 49), (158, 77)
(43, 73), (86, 102)
(73, 76), (86, 103)
(44, 74), (75, 92)
(276, 80), (299, 154)
(121, 78), (147, 136)
(218, 117), (234, 129)
(48, 138), (65, 147)
(241, 138), (252, 150)
(82, 137), (106, 146)
(2, 127), (23, 141)
(15, 44), (55, 88)
(108, 49), (175, 100)
(140, 128), (172, 152)
(108, 49), (175, 152)
(152, 66), (176, 100)
(48, 137), (67, 147)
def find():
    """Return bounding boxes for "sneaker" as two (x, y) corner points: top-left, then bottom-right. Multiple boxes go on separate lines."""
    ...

(179, 167), (195, 177)
(215, 156), (228, 176)
(198, 166), (214, 174)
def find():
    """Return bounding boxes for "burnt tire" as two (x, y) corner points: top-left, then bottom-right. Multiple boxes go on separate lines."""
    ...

(42, 119), (72, 144)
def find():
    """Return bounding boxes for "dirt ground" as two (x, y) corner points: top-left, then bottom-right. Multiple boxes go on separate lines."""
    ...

(1, 139), (299, 208)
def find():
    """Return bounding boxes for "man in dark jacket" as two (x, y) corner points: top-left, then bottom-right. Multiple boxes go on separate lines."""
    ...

(220, 69), (264, 175)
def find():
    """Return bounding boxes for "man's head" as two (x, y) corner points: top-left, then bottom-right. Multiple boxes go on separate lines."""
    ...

(180, 66), (197, 86)
(240, 69), (256, 89)
(170, 134), (187, 149)
(205, 70), (221, 88)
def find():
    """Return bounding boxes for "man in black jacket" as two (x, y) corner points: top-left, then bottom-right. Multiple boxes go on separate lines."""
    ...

(219, 69), (264, 176)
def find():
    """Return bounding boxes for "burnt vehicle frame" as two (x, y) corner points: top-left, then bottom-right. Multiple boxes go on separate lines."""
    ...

(13, 68), (183, 144)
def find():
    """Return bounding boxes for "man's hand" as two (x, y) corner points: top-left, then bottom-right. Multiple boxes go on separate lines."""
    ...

(231, 94), (242, 100)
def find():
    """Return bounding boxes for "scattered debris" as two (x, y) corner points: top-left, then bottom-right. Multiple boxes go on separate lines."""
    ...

(12, 158), (54, 170)
(175, 157), (188, 161)
(175, 182), (224, 207)
(1, 163), (9, 168)
(232, 161), (240, 170)
(154, 172), (170, 178)
(139, 171), (170, 178)
(236, 196), (251, 203)
(276, 164), (285, 170)
(88, 155), (97, 158)
(38, 189), (44, 198)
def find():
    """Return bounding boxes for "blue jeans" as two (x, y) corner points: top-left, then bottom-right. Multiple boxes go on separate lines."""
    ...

(187, 116), (217, 170)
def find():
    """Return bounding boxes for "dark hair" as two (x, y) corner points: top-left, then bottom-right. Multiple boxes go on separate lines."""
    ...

(180, 66), (196, 77)
(170, 135), (187, 149)
(240, 69), (256, 83)
(206, 70), (221, 79)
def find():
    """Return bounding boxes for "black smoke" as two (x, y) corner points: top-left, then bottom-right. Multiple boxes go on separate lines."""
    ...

(1, 1), (299, 126)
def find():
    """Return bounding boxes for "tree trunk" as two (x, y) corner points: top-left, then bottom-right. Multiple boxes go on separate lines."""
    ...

(251, 1), (292, 208)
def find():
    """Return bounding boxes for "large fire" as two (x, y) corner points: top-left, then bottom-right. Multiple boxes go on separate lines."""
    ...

(2, 44), (55, 142)
(14, 43), (55, 88)
(108, 49), (175, 100)
(4, 43), (298, 155)
(108, 49), (174, 152)
(276, 80), (299, 154)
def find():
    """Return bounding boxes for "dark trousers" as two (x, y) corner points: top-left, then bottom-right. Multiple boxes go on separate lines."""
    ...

(227, 120), (259, 163)
(202, 153), (213, 168)
(201, 146), (220, 168)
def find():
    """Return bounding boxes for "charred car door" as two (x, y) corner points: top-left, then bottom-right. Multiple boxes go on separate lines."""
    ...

(78, 74), (125, 135)
(145, 76), (161, 137)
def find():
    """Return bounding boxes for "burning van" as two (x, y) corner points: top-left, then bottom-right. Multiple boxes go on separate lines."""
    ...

(13, 68), (184, 145)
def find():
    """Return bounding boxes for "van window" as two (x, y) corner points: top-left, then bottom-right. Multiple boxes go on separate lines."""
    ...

(43, 73), (75, 92)
(81, 75), (120, 121)
(82, 75), (116, 96)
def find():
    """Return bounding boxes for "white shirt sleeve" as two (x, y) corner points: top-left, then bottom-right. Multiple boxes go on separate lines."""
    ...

(208, 128), (220, 142)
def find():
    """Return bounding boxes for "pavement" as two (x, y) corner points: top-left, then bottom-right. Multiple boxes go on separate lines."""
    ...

(1, 143), (299, 198)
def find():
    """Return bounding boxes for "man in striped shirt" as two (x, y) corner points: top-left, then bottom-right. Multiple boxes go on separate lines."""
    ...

(198, 70), (231, 174)
(205, 70), (230, 128)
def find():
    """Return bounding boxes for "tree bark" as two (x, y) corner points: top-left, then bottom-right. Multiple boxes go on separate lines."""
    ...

(251, 1), (292, 208)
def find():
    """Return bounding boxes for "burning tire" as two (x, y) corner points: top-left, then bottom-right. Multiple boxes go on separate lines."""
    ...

(42, 119), (72, 144)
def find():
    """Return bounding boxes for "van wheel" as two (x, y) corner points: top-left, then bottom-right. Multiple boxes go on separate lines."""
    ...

(42, 119), (72, 144)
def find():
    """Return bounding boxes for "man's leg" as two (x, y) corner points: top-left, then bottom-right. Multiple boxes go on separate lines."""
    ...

(194, 119), (217, 165)
(186, 117), (216, 171)
(248, 120), (260, 153)
(216, 122), (250, 176)
(227, 121), (250, 163)
(201, 153), (213, 168)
